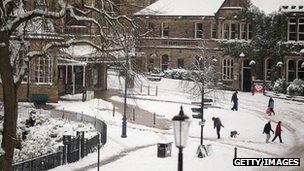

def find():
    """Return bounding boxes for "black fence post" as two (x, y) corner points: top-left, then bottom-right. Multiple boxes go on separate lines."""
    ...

(155, 86), (158, 96)
(132, 108), (135, 121)
(63, 135), (71, 163)
(113, 106), (115, 117)
(148, 85), (150, 95)
(80, 131), (85, 158)
(153, 112), (156, 125)
(234, 147), (237, 158)
(140, 84), (143, 93)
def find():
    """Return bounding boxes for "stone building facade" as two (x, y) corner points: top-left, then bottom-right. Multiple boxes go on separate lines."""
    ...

(135, 0), (304, 91)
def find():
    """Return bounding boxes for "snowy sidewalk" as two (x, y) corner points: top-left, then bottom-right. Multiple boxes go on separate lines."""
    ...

(95, 89), (171, 130)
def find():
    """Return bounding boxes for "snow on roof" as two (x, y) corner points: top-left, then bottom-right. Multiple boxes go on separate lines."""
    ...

(135, 0), (225, 16)
(251, 0), (304, 14)
(135, 0), (304, 16)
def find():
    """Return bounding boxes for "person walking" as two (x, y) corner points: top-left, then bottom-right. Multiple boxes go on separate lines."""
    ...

(231, 91), (238, 111)
(267, 97), (275, 115)
(272, 121), (283, 143)
(212, 117), (224, 139)
(263, 121), (274, 143)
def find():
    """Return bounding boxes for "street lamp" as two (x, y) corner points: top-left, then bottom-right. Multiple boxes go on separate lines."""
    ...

(172, 106), (191, 171)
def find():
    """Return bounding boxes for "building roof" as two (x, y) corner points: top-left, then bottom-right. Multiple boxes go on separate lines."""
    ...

(251, 0), (304, 14)
(135, 0), (304, 16)
(135, 0), (224, 16)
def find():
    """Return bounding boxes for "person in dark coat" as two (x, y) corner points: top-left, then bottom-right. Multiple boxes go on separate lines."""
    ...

(212, 117), (224, 139)
(267, 97), (275, 115)
(272, 121), (283, 143)
(231, 91), (238, 111)
(263, 121), (274, 143)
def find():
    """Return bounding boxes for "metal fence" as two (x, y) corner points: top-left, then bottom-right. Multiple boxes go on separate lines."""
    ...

(13, 149), (63, 171)
(12, 110), (107, 171)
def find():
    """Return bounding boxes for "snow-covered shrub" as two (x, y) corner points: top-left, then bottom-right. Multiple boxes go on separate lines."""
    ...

(265, 82), (274, 91)
(273, 78), (288, 94)
(164, 69), (188, 79)
(287, 79), (304, 96)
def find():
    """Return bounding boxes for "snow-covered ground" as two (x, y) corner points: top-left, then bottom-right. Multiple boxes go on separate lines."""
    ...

(51, 72), (304, 171)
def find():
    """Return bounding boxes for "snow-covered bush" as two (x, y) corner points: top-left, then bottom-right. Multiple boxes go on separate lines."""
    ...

(164, 69), (188, 79)
(265, 82), (274, 91)
(13, 110), (97, 162)
(286, 79), (304, 96)
(273, 78), (288, 94)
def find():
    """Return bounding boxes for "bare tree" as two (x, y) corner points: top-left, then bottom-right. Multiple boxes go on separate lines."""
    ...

(0, 0), (135, 169)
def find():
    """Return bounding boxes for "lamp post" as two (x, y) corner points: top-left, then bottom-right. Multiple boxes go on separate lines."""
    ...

(172, 106), (191, 171)
(121, 44), (130, 138)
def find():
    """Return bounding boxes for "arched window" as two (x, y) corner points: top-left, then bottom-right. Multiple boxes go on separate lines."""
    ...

(298, 60), (304, 80)
(265, 58), (273, 81)
(287, 60), (296, 82)
(35, 55), (53, 84)
(161, 54), (170, 71)
(222, 58), (233, 80)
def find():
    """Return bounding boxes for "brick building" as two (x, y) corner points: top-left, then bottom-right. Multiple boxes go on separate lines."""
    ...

(0, 0), (110, 102)
(134, 0), (304, 91)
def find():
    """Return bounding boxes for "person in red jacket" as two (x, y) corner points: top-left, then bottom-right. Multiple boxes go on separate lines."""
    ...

(272, 121), (283, 143)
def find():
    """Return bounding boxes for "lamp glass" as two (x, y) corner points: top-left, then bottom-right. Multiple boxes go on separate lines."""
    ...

(173, 119), (190, 148)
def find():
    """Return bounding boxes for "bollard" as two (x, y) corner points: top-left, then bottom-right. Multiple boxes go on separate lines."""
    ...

(113, 106), (115, 117)
(153, 112), (156, 125)
(140, 84), (143, 93)
(94, 116), (97, 127)
(148, 85), (150, 95)
(234, 147), (237, 158)
(155, 86), (158, 96)
(62, 108), (65, 119)
(132, 108), (135, 121)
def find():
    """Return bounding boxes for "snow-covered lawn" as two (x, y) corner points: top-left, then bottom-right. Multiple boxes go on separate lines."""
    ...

(51, 73), (304, 171)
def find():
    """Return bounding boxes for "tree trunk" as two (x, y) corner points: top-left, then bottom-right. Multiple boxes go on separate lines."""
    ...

(0, 32), (18, 171)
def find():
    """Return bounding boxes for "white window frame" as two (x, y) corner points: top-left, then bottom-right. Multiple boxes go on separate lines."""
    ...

(161, 22), (169, 37)
(264, 58), (272, 81)
(223, 23), (229, 39)
(34, 56), (53, 85)
(247, 23), (252, 40)
(222, 58), (234, 81)
(240, 23), (246, 40)
(298, 18), (304, 41)
(288, 18), (297, 41)
(211, 23), (217, 39)
(287, 59), (296, 82)
(195, 23), (203, 39)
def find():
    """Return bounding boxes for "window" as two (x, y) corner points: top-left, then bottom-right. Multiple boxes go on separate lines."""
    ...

(223, 23), (229, 39)
(240, 23), (246, 39)
(265, 58), (273, 81)
(298, 60), (304, 80)
(289, 18), (297, 41)
(148, 22), (154, 31)
(211, 23), (217, 39)
(287, 60), (296, 81)
(34, 56), (52, 84)
(299, 18), (304, 41)
(161, 54), (170, 71)
(231, 23), (238, 39)
(247, 23), (253, 40)
(222, 58), (233, 80)
(178, 58), (184, 68)
(195, 23), (203, 38)
(161, 23), (169, 37)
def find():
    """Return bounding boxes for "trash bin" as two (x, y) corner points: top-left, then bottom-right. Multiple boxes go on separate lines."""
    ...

(157, 142), (172, 158)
